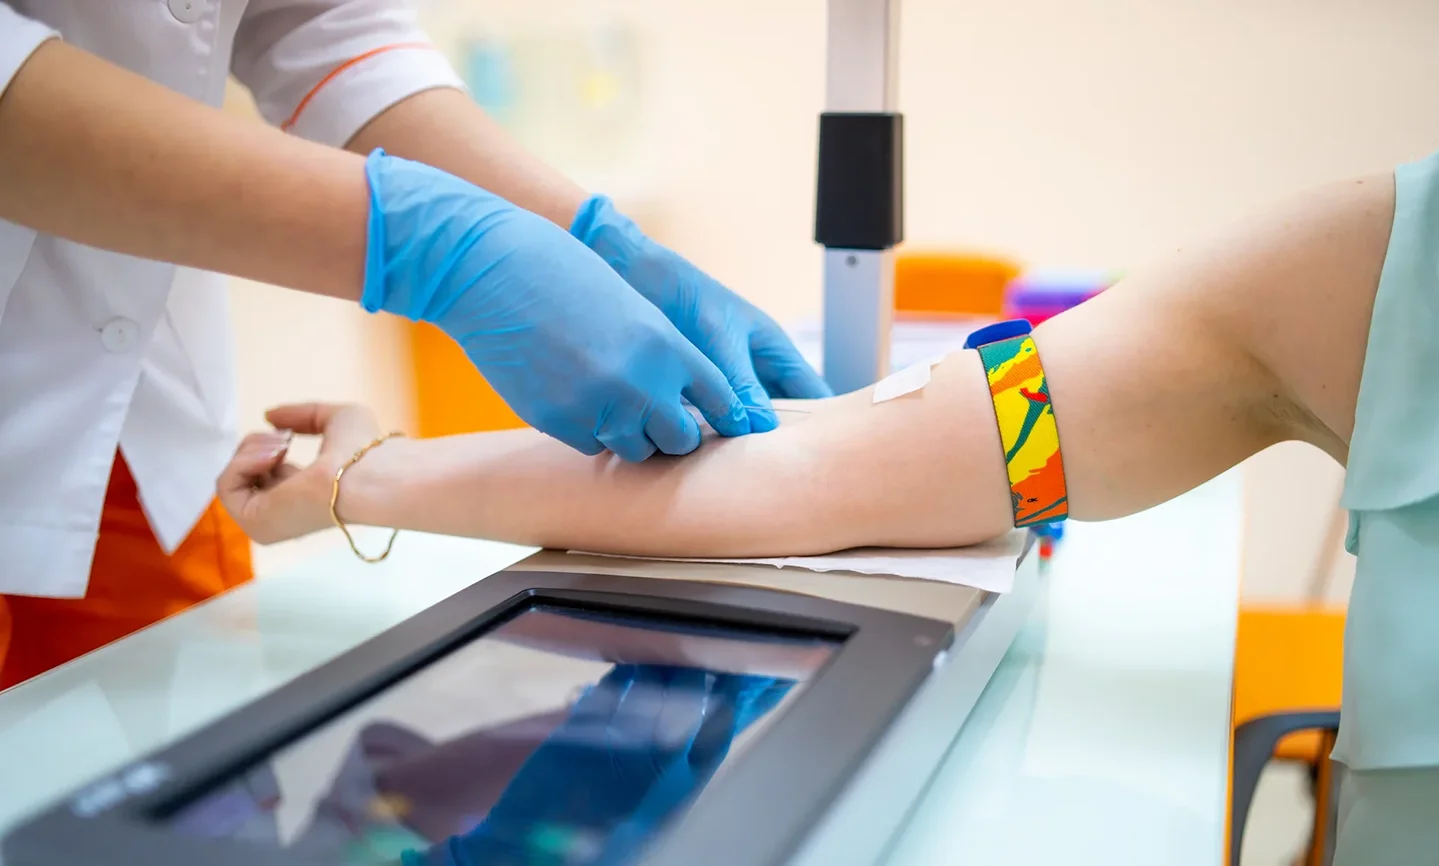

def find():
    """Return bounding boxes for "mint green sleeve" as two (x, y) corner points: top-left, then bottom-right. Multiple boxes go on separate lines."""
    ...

(1334, 149), (1439, 774)
(1342, 151), (1439, 514)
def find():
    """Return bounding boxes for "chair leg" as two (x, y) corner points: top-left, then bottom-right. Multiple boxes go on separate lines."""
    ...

(1303, 729), (1340, 866)
(1231, 711), (1341, 866)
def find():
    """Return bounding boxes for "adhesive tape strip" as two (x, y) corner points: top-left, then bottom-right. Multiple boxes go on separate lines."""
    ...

(872, 354), (950, 404)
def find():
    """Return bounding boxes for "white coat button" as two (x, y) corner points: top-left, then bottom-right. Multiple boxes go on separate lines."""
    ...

(167, 0), (205, 24)
(100, 318), (140, 353)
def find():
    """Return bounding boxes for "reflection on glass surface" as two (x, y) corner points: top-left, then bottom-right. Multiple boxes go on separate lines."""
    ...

(164, 604), (838, 865)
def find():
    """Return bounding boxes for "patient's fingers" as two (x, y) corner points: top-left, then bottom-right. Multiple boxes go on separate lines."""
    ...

(265, 403), (341, 436)
(266, 403), (383, 457)
(217, 429), (337, 544)
(269, 463), (301, 484)
(239, 430), (291, 463)
(219, 432), (292, 494)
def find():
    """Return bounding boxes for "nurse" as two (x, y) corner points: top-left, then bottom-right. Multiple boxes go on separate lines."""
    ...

(0, 3), (827, 688)
(225, 149), (1439, 863)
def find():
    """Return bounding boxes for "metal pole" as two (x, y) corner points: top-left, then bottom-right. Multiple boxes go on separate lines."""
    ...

(817, 0), (902, 394)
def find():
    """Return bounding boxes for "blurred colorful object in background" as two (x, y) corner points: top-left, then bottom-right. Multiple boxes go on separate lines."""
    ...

(893, 252), (1022, 318)
(1001, 270), (1115, 326)
(459, 37), (518, 125)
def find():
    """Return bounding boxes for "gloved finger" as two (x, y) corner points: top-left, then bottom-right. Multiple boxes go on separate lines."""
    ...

(595, 413), (659, 463)
(555, 432), (608, 458)
(705, 334), (779, 434)
(644, 401), (703, 456)
(531, 416), (607, 457)
(681, 352), (752, 439)
(751, 323), (834, 399)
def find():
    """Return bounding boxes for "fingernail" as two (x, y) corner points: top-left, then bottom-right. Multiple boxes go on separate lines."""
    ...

(255, 434), (290, 458)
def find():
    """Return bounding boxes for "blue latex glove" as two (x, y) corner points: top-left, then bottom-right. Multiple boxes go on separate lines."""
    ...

(571, 195), (833, 433)
(361, 151), (752, 461)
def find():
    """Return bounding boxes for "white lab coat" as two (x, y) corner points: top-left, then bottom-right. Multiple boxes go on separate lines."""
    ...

(0, 1), (463, 599)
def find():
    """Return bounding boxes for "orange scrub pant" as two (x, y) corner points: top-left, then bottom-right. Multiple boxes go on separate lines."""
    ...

(0, 453), (253, 690)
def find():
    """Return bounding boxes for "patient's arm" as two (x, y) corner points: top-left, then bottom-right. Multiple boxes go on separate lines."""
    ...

(339, 363), (1015, 555)
(220, 175), (1392, 556)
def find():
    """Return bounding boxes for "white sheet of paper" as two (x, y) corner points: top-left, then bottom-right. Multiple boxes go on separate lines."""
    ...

(571, 532), (1025, 594)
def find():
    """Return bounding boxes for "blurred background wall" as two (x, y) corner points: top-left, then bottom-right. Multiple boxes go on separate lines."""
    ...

(225, 0), (1439, 603)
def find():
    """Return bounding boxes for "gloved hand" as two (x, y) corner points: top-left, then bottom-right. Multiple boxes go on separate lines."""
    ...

(570, 195), (832, 433)
(361, 150), (752, 461)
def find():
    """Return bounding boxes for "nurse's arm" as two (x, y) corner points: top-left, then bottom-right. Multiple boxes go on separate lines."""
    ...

(0, 39), (368, 300)
(346, 87), (589, 229)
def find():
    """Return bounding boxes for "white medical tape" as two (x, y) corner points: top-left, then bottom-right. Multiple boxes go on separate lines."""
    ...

(872, 354), (950, 404)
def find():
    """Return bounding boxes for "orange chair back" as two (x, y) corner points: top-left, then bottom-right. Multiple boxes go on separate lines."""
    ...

(1232, 605), (1346, 761)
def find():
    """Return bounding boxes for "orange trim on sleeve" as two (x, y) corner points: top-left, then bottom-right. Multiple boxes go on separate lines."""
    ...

(280, 42), (439, 132)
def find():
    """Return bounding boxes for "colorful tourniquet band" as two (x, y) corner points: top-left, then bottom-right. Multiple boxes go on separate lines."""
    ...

(974, 334), (1069, 528)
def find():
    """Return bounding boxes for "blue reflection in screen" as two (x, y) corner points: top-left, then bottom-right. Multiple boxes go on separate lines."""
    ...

(165, 604), (837, 865)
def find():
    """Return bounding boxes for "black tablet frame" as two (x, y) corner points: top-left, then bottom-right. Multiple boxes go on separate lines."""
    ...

(2, 568), (955, 866)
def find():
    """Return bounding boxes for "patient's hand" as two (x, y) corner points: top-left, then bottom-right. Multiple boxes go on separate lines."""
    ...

(217, 403), (382, 544)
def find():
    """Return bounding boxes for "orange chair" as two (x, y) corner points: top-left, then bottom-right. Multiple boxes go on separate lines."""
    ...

(1229, 604), (1347, 865)
(408, 322), (525, 438)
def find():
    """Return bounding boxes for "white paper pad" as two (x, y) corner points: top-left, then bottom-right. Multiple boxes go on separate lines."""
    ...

(570, 532), (1025, 594)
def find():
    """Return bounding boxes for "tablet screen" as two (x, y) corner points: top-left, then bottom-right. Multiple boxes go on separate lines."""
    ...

(161, 603), (839, 866)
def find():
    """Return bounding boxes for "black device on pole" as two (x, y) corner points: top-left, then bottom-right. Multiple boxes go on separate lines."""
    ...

(814, 112), (904, 251)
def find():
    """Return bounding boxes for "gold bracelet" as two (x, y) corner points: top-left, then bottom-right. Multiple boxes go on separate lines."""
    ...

(330, 431), (405, 563)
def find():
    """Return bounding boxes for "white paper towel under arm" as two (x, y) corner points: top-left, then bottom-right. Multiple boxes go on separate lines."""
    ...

(571, 532), (1025, 595)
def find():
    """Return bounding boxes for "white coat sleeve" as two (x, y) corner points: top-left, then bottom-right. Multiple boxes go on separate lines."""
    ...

(0, 3), (59, 98)
(231, 0), (466, 147)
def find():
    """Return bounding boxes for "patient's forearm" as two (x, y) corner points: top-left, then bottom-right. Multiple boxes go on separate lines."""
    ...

(342, 373), (1016, 557)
